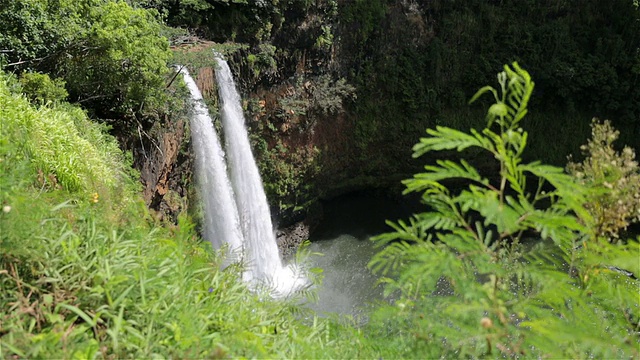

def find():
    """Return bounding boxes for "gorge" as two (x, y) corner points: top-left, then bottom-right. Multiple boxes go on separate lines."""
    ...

(1, 1), (638, 357)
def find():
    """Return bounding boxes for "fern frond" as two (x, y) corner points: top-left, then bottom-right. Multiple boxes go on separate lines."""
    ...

(407, 159), (491, 192)
(503, 128), (528, 158)
(521, 162), (592, 223)
(403, 177), (445, 195)
(523, 209), (584, 249)
(455, 186), (524, 235)
(413, 127), (494, 157)
(372, 219), (428, 246)
(474, 220), (495, 247)
(471, 62), (535, 130)
(368, 241), (414, 276)
(503, 62), (534, 127)
(469, 85), (499, 105)
(436, 230), (484, 257)
(391, 242), (465, 298)
(427, 159), (488, 183)
(368, 62), (634, 359)
(414, 212), (459, 231)
(505, 194), (535, 220)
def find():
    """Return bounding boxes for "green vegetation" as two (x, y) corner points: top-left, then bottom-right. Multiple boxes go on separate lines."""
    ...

(18, 72), (68, 104)
(3, 57), (638, 357)
(0, 70), (368, 358)
(368, 63), (639, 358)
(338, 0), (640, 168)
(0, 0), (172, 122)
(568, 119), (640, 239)
(1, 0), (639, 357)
(138, 0), (639, 209)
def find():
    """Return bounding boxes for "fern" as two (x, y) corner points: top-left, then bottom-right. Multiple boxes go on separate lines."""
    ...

(413, 127), (494, 156)
(420, 159), (489, 186)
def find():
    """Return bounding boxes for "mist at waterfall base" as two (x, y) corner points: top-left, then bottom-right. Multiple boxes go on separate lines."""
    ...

(180, 63), (307, 298)
(307, 191), (420, 316)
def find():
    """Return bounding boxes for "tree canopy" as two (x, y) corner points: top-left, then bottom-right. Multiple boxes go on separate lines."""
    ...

(0, 0), (171, 120)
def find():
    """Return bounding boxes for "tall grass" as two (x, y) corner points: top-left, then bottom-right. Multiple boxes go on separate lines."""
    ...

(0, 70), (385, 358)
(5, 63), (632, 358)
(1, 78), (121, 193)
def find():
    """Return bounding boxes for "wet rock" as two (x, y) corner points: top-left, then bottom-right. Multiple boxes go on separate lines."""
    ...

(276, 221), (310, 258)
(133, 118), (192, 223)
(276, 200), (323, 258)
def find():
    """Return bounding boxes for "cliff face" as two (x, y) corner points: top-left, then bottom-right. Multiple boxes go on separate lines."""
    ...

(231, 0), (639, 227)
(223, 1), (436, 224)
(130, 0), (639, 226)
(127, 117), (191, 224)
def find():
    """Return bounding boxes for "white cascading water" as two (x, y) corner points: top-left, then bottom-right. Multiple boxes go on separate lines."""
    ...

(213, 55), (306, 296)
(179, 67), (244, 265)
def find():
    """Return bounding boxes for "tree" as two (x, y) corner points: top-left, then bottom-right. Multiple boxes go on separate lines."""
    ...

(60, 1), (171, 118)
(0, 0), (171, 121)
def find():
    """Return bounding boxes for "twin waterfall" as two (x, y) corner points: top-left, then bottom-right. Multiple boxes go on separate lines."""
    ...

(179, 57), (306, 297)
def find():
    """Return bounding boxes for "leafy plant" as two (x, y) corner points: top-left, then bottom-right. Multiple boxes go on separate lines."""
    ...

(309, 75), (356, 116)
(19, 72), (68, 104)
(368, 63), (639, 358)
(61, 1), (171, 117)
(0, 0), (81, 65)
(247, 43), (278, 81)
(567, 119), (640, 240)
(0, 0), (172, 121)
(1, 71), (121, 194)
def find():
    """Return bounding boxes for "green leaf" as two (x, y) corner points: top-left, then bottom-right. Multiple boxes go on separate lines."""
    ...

(414, 212), (459, 231)
(56, 303), (97, 327)
(412, 126), (493, 157)
(420, 159), (489, 185)
(456, 187), (524, 235)
(469, 85), (499, 105)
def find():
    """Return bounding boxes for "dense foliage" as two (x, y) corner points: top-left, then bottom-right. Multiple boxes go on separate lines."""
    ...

(0, 0), (171, 121)
(2, 0), (639, 357)
(4, 0), (637, 205)
(337, 0), (640, 168)
(568, 120), (640, 239)
(3, 55), (638, 356)
(160, 0), (640, 210)
(369, 63), (639, 358)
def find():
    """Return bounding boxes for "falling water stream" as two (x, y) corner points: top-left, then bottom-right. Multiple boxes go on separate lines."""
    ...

(179, 67), (243, 265)
(182, 59), (414, 305)
(181, 58), (306, 298)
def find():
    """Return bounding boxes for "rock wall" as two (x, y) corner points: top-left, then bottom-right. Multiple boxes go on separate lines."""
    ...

(131, 117), (192, 223)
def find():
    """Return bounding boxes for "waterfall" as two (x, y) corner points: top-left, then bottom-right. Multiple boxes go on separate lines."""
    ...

(213, 55), (306, 296)
(179, 61), (306, 298)
(179, 67), (244, 265)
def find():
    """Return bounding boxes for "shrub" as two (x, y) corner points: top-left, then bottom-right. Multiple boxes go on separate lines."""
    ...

(61, 1), (171, 117)
(310, 75), (356, 116)
(567, 119), (640, 240)
(0, 0), (171, 120)
(19, 72), (68, 104)
(0, 0), (80, 64)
